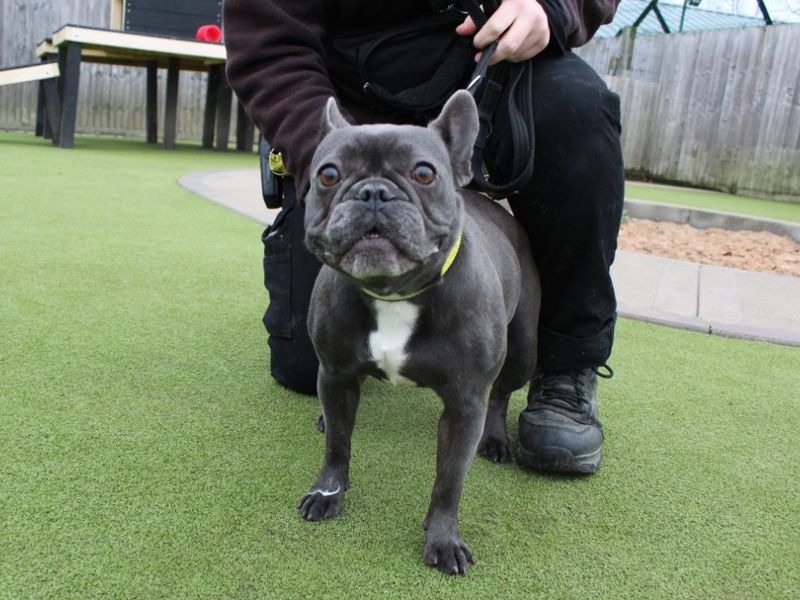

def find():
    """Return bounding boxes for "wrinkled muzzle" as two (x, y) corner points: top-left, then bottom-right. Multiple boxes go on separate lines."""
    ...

(306, 179), (446, 281)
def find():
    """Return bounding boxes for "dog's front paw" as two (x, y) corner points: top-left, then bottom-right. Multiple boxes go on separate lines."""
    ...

(423, 531), (475, 575)
(297, 485), (344, 521)
(478, 434), (511, 464)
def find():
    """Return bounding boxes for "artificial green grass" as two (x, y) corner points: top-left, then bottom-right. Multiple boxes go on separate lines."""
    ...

(2, 131), (799, 599)
(625, 181), (800, 223)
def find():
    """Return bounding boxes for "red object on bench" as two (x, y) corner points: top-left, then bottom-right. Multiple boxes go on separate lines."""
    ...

(195, 24), (221, 43)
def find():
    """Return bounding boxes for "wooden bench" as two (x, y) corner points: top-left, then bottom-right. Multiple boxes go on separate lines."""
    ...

(36, 25), (254, 151)
(0, 62), (62, 144)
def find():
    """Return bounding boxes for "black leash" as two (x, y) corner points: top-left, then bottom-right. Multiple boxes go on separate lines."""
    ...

(458, 0), (536, 198)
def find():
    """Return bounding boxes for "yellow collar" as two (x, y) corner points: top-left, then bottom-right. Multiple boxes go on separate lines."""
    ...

(361, 232), (463, 302)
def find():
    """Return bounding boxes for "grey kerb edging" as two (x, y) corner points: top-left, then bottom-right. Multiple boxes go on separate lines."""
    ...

(625, 199), (800, 243)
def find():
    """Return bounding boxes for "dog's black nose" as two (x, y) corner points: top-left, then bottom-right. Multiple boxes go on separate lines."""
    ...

(357, 183), (393, 205)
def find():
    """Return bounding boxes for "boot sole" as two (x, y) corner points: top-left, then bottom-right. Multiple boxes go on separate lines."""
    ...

(515, 443), (603, 474)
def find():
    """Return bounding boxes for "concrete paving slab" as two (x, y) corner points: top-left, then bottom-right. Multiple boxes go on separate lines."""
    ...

(178, 168), (800, 347)
(179, 169), (274, 226)
(612, 252), (699, 318)
(699, 264), (800, 332)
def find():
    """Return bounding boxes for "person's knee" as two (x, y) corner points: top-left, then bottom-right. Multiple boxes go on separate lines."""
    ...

(532, 53), (621, 144)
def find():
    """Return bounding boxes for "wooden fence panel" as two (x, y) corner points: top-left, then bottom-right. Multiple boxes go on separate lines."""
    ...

(577, 24), (800, 201)
(0, 0), (237, 141)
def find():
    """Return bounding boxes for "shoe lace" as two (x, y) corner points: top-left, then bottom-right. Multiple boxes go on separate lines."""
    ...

(537, 373), (589, 413)
(531, 364), (613, 417)
(593, 364), (614, 379)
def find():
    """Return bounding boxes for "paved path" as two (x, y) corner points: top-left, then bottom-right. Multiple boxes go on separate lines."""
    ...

(179, 169), (800, 347)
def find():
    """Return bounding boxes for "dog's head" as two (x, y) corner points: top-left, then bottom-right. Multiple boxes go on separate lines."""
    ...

(304, 91), (479, 296)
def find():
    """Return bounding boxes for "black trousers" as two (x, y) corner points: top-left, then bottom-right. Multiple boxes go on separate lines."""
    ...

(261, 49), (623, 394)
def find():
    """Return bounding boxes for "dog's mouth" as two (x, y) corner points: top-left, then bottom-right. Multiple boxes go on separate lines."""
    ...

(332, 225), (419, 281)
(306, 195), (450, 283)
(346, 226), (402, 258)
(362, 228), (383, 241)
(349, 227), (392, 250)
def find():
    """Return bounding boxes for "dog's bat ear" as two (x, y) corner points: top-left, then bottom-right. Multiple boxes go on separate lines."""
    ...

(320, 96), (350, 137)
(429, 90), (479, 187)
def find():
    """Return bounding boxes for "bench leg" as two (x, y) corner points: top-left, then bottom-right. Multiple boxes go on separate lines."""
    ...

(36, 80), (46, 137)
(236, 101), (255, 152)
(146, 61), (158, 144)
(42, 78), (62, 146)
(58, 42), (82, 148)
(215, 75), (232, 152)
(41, 54), (58, 139)
(202, 65), (222, 149)
(164, 57), (180, 150)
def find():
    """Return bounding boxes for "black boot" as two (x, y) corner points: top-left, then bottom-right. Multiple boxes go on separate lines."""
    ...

(515, 368), (610, 474)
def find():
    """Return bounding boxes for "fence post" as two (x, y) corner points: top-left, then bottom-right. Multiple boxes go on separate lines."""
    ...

(611, 26), (637, 76)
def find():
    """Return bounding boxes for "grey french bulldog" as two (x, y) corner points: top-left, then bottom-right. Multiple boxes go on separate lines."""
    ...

(299, 90), (541, 574)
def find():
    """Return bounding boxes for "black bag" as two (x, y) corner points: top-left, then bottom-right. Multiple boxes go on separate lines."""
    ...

(327, 11), (475, 120)
(259, 137), (283, 209)
(261, 178), (322, 395)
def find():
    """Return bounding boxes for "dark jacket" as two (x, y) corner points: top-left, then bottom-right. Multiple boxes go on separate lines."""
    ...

(223, 0), (619, 187)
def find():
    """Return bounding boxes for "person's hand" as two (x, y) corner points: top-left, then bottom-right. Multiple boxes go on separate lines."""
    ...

(455, 0), (551, 65)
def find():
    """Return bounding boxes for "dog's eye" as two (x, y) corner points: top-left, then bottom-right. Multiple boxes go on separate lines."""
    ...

(318, 165), (341, 187)
(412, 163), (436, 186)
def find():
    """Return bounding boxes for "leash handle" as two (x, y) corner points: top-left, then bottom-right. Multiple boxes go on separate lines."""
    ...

(458, 0), (498, 27)
(458, 0), (501, 94)
(457, 0), (536, 198)
(466, 41), (497, 94)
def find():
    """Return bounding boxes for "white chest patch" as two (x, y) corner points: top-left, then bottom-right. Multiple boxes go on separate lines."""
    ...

(368, 300), (420, 386)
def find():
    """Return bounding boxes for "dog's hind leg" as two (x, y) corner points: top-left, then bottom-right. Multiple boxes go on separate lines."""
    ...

(478, 387), (512, 463)
(478, 291), (539, 464)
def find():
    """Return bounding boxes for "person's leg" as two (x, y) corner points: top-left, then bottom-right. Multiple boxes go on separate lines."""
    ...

(493, 48), (624, 472)
(261, 178), (322, 395)
(504, 49), (624, 365)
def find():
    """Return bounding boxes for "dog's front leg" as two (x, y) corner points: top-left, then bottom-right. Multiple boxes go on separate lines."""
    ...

(422, 387), (487, 574)
(298, 369), (360, 521)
